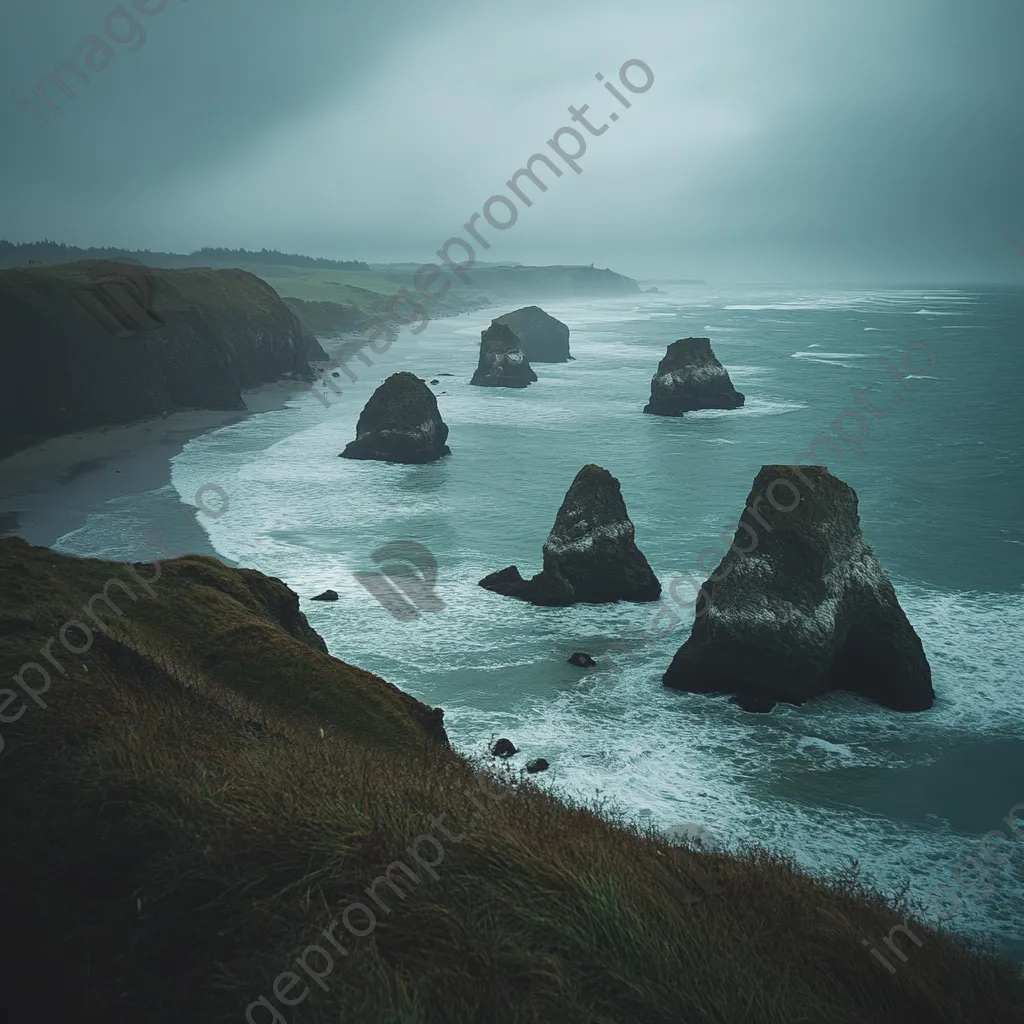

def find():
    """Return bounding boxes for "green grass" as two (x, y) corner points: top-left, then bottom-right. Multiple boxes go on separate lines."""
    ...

(1, 538), (1021, 1023)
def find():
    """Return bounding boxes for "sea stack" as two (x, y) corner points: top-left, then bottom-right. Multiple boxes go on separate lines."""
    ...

(493, 306), (571, 362)
(470, 322), (538, 388)
(340, 371), (450, 464)
(643, 338), (744, 415)
(662, 466), (933, 712)
(479, 464), (661, 606)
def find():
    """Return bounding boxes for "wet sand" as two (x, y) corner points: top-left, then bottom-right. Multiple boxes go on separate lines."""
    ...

(0, 379), (304, 556)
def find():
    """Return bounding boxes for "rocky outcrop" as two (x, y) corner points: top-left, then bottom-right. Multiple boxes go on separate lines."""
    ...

(491, 738), (518, 758)
(643, 338), (744, 416)
(662, 466), (934, 711)
(311, 590), (339, 602)
(340, 371), (450, 464)
(470, 322), (538, 387)
(525, 758), (549, 774)
(479, 465), (661, 606)
(568, 652), (596, 668)
(493, 306), (571, 363)
(0, 261), (321, 457)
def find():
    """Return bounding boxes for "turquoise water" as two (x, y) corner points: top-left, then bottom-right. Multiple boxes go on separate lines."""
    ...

(55, 284), (1024, 965)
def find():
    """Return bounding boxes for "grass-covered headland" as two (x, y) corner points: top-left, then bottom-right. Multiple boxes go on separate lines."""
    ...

(0, 537), (1020, 1023)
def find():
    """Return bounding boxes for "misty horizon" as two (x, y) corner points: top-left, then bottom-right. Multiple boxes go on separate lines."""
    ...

(2, 0), (1022, 285)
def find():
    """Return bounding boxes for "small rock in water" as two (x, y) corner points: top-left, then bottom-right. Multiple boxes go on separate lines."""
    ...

(567, 652), (597, 668)
(430, 378), (440, 385)
(332, 371), (341, 378)
(311, 589), (339, 602)
(491, 738), (518, 758)
(525, 758), (549, 774)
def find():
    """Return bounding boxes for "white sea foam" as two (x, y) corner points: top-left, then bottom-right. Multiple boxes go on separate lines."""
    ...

(153, 294), (1023, 963)
(686, 398), (807, 419)
(792, 351), (871, 360)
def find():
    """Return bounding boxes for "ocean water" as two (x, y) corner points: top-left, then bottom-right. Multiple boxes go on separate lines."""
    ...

(55, 284), (1024, 965)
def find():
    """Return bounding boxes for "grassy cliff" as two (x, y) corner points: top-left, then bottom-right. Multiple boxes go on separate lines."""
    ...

(0, 262), (323, 457)
(1, 538), (1020, 1023)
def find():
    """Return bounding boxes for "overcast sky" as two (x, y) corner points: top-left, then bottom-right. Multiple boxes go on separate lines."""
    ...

(2, 0), (1022, 282)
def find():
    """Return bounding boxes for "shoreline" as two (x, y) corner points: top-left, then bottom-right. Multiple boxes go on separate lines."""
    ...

(0, 378), (306, 554)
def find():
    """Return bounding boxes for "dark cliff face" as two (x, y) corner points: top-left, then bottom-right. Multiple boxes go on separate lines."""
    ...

(492, 306), (571, 363)
(662, 466), (934, 711)
(470, 322), (538, 387)
(283, 296), (373, 341)
(0, 262), (318, 457)
(643, 338), (744, 415)
(340, 371), (450, 464)
(479, 464), (661, 605)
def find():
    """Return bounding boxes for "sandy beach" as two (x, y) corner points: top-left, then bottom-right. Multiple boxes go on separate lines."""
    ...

(0, 378), (305, 559)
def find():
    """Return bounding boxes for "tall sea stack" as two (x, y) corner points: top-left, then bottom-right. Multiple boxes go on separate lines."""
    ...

(470, 322), (538, 388)
(662, 466), (933, 712)
(479, 464), (661, 606)
(340, 371), (450, 464)
(492, 306), (571, 363)
(643, 338), (744, 415)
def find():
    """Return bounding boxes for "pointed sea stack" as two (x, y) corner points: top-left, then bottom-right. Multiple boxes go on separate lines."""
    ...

(470, 322), (538, 388)
(479, 465), (661, 606)
(340, 371), (450, 463)
(643, 338), (744, 415)
(493, 306), (571, 362)
(662, 466), (933, 711)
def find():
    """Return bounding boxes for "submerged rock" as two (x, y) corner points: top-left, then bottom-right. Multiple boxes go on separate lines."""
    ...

(340, 371), (450, 464)
(479, 465), (661, 606)
(310, 589), (339, 602)
(662, 466), (934, 711)
(643, 338), (744, 415)
(568, 652), (597, 668)
(491, 738), (518, 758)
(525, 758), (549, 774)
(470, 322), (538, 388)
(492, 306), (571, 362)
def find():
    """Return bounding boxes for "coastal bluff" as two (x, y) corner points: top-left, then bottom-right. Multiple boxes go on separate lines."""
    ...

(0, 261), (322, 457)
(0, 544), (1018, 1021)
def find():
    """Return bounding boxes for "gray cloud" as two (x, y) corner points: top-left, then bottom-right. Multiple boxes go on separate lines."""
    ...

(1, 0), (1022, 282)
